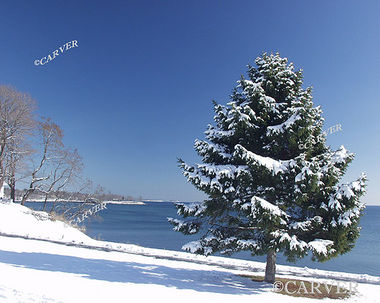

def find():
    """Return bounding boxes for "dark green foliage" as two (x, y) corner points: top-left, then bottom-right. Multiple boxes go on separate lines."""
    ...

(169, 53), (367, 264)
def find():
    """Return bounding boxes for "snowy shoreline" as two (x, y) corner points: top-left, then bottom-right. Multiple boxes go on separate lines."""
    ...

(0, 201), (379, 284)
(1, 230), (379, 286)
(1, 202), (379, 302)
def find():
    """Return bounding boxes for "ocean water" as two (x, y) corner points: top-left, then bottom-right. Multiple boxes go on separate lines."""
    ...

(26, 202), (380, 276)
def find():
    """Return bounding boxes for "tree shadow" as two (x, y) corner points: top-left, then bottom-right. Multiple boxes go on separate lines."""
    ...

(0, 250), (270, 295)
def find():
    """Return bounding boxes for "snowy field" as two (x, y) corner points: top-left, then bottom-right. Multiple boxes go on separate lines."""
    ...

(0, 202), (379, 303)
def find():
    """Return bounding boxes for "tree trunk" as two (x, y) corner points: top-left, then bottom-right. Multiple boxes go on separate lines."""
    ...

(264, 249), (276, 283)
(21, 186), (34, 205)
(10, 181), (15, 202)
(0, 178), (4, 197)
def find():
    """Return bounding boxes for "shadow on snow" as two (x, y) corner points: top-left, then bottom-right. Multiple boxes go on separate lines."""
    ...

(0, 249), (269, 295)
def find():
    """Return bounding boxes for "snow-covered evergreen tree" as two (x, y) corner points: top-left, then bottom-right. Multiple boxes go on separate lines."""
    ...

(169, 53), (367, 283)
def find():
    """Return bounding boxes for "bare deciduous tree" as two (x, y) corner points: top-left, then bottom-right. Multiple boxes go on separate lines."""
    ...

(40, 148), (83, 211)
(0, 85), (36, 191)
(0, 85), (108, 226)
(21, 118), (67, 204)
(5, 138), (32, 201)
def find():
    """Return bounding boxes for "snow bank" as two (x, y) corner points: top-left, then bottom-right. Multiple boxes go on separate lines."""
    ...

(0, 201), (379, 287)
(0, 202), (94, 244)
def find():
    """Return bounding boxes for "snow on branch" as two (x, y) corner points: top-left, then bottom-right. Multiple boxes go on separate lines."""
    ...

(204, 125), (235, 140)
(326, 174), (367, 214)
(182, 240), (203, 253)
(236, 239), (260, 250)
(222, 101), (260, 131)
(198, 163), (248, 179)
(252, 196), (289, 227)
(295, 166), (313, 183)
(289, 216), (322, 231)
(194, 140), (231, 159)
(237, 79), (264, 95)
(267, 112), (302, 135)
(337, 206), (364, 227)
(182, 240), (213, 255)
(234, 144), (289, 175)
(279, 233), (308, 251)
(252, 196), (288, 218)
(175, 202), (206, 217)
(180, 160), (249, 194)
(330, 145), (353, 164)
(308, 239), (335, 256)
(185, 163), (248, 182)
(277, 233), (334, 256)
(167, 218), (200, 234)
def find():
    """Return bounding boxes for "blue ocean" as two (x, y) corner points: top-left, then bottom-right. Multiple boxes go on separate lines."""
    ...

(26, 202), (380, 276)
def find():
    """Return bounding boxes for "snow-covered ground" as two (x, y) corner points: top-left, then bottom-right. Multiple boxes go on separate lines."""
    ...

(0, 202), (379, 302)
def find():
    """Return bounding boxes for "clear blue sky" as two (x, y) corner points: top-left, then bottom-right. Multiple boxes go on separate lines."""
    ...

(0, 0), (379, 204)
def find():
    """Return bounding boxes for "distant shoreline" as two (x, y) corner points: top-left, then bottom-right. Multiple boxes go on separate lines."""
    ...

(17, 199), (146, 205)
(104, 201), (145, 205)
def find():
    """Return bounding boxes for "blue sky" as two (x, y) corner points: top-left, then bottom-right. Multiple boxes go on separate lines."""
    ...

(0, 0), (379, 204)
